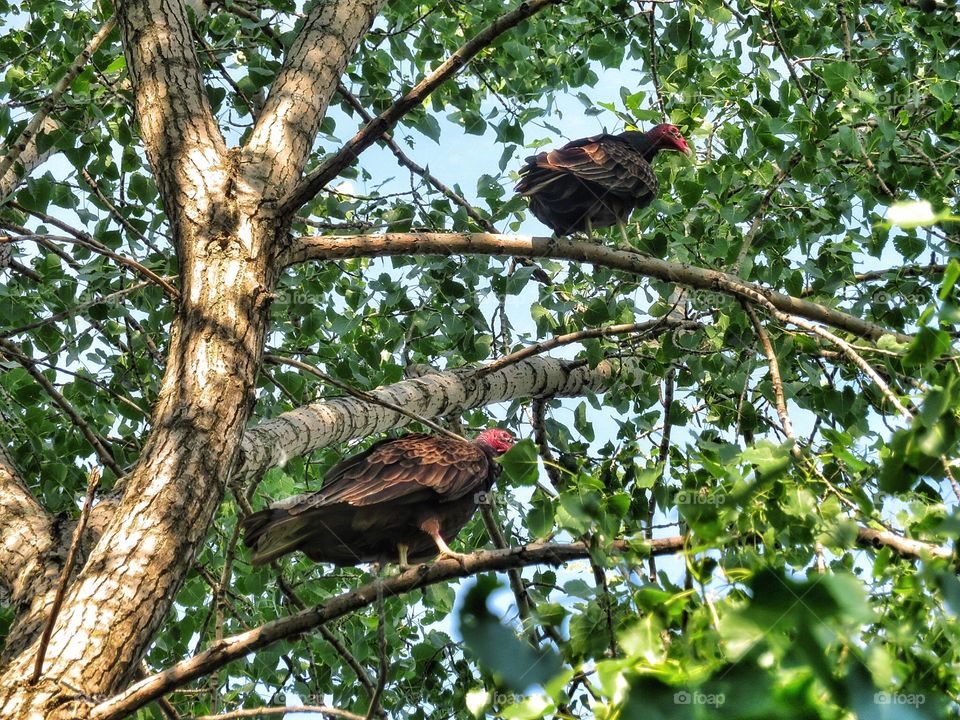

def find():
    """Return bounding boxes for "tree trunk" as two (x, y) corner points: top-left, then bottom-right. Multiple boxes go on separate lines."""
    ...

(0, 210), (281, 720)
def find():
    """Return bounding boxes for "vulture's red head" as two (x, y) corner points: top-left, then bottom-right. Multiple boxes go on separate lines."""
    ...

(648, 124), (693, 156)
(475, 428), (515, 455)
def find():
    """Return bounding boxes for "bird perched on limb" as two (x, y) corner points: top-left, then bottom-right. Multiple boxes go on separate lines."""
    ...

(516, 123), (692, 244)
(241, 429), (515, 567)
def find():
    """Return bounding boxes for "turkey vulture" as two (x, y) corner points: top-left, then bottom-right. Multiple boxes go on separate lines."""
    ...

(515, 123), (691, 239)
(242, 429), (515, 567)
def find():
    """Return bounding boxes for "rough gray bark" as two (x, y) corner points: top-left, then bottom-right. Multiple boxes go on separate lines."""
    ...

(0, 0), (385, 716)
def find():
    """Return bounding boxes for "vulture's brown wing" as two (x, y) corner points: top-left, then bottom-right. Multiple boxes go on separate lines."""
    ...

(518, 135), (658, 200)
(288, 433), (490, 513)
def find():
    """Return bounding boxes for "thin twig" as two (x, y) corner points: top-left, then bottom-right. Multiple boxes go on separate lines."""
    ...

(531, 399), (564, 489)
(647, 367), (676, 581)
(475, 319), (697, 378)
(854, 131), (895, 198)
(80, 168), (163, 254)
(717, 279), (913, 418)
(2, 223), (178, 299)
(274, 563), (380, 703)
(647, 7), (668, 120)
(799, 263), (948, 297)
(365, 586), (387, 720)
(31, 466), (101, 682)
(0, 279), (170, 339)
(479, 505), (539, 642)
(137, 663), (182, 720)
(732, 154), (801, 273)
(764, 5), (809, 105)
(941, 456), (960, 503)
(742, 302), (795, 441)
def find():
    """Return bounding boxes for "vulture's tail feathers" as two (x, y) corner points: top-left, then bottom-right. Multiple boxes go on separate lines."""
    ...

(241, 509), (312, 566)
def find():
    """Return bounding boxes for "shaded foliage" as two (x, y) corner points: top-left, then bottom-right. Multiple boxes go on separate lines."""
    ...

(0, 0), (958, 717)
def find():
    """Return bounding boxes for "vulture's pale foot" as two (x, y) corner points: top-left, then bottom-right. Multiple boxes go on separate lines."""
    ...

(421, 518), (469, 569)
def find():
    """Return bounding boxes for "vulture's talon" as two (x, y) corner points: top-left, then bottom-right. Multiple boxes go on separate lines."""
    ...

(438, 549), (470, 570)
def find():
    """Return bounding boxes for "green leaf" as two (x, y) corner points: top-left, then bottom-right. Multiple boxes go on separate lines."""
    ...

(497, 439), (539, 486)
(458, 577), (563, 692)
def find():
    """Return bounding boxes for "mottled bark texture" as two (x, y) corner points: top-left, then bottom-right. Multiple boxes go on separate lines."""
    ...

(0, 0), (383, 717)
(235, 357), (642, 489)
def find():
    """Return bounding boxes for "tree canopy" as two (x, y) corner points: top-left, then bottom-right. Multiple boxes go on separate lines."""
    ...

(0, 0), (958, 717)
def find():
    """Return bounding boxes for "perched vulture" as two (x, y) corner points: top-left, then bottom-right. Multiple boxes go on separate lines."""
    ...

(515, 123), (692, 239)
(242, 429), (515, 567)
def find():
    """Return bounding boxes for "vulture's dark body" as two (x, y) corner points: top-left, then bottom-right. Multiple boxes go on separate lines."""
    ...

(515, 125), (690, 236)
(242, 433), (504, 566)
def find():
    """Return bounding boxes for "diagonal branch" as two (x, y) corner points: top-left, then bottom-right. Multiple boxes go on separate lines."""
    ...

(264, 353), (465, 441)
(279, 0), (564, 215)
(0, 339), (124, 479)
(334, 82), (497, 233)
(90, 527), (951, 719)
(31, 468), (101, 682)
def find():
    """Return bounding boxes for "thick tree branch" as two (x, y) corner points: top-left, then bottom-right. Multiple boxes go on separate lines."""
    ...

(283, 233), (912, 343)
(115, 0), (228, 232)
(236, 355), (641, 488)
(243, 0), (387, 201)
(91, 538), (682, 719)
(0, 445), (54, 595)
(280, 0), (564, 215)
(263, 353), (465, 441)
(91, 528), (951, 719)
